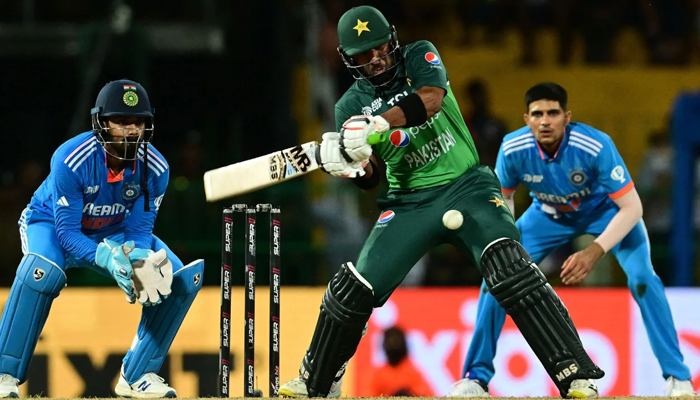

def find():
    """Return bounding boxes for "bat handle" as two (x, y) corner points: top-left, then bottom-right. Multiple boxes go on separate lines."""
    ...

(368, 132), (387, 145)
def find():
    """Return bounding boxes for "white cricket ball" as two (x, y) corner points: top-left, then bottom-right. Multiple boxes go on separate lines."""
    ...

(442, 210), (464, 230)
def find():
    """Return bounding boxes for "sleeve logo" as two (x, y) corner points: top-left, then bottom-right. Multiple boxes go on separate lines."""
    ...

(154, 194), (164, 211)
(610, 165), (626, 183)
(425, 52), (440, 65)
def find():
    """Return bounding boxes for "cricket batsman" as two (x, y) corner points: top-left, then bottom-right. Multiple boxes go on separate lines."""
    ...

(0, 79), (204, 398)
(279, 6), (604, 399)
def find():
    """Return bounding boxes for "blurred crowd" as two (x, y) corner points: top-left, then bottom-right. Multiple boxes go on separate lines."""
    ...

(2, 0), (700, 289)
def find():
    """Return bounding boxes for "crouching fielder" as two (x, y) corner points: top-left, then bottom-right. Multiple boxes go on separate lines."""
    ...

(0, 79), (203, 398)
(451, 82), (695, 398)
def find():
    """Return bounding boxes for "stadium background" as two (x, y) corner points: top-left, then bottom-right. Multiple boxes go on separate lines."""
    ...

(2, 0), (700, 396)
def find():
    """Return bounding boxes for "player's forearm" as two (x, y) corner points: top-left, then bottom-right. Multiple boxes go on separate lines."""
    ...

(502, 190), (516, 216)
(352, 157), (380, 192)
(56, 229), (99, 262)
(506, 197), (515, 216)
(380, 87), (444, 128)
(124, 196), (157, 248)
(594, 190), (643, 252)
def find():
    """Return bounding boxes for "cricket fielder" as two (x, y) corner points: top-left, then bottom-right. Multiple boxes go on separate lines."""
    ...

(278, 6), (604, 399)
(450, 82), (696, 397)
(0, 79), (204, 398)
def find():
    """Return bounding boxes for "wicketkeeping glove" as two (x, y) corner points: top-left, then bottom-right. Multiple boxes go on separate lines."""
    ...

(129, 248), (173, 307)
(95, 239), (136, 302)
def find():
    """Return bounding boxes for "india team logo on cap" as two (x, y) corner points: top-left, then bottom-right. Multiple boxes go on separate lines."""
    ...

(123, 91), (139, 107)
(378, 210), (395, 223)
(425, 52), (440, 65)
(389, 130), (410, 147)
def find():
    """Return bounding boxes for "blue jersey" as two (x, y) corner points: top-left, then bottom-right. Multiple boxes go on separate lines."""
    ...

(28, 132), (169, 263)
(496, 122), (634, 217)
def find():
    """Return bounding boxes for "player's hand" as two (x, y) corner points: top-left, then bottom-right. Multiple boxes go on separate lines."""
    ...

(95, 239), (136, 301)
(129, 248), (173, 307)
(339, 115), (389, 162)
(315, 132), (367, 178)
(560, 242), (605, 285)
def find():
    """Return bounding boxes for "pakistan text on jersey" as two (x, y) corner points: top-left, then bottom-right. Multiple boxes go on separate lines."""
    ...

(404, 128), (457, 168)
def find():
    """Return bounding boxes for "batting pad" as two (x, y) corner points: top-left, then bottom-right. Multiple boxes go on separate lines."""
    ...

(0, 253), (65, 383)
(481, 238), (604, 397)
(302, 262), (374, 397)
(122, 259), (204, 384)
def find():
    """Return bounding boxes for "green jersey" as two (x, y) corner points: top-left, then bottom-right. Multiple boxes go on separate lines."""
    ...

(335, 40), (479, 190)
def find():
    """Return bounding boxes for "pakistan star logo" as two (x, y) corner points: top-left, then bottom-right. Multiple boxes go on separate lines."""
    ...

(489, 196), (505, 208)
(353, 19), (370, 36)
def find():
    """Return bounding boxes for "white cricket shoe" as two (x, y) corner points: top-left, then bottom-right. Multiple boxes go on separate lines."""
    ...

(448, 378), (490, 397)
(567, 379), (598, 399)
(0, 375), (19, 398)
(279, 376), (342, 398)
(666, 377), (698, 397)
(115, 366), (176, 398)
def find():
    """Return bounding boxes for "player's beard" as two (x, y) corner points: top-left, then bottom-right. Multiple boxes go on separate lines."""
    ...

(107, 137), (141, 160)
(363, 53), (398, 87)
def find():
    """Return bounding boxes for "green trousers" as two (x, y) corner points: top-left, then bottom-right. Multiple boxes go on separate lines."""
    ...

(356, 165), (519, 306)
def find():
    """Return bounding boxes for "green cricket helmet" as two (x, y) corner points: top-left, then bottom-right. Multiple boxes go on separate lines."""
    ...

(337, 6), (401, 87)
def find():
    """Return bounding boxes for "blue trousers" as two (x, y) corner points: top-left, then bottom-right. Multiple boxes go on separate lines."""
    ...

(3, 208), (191, 383)
(462, 204), (691, 383)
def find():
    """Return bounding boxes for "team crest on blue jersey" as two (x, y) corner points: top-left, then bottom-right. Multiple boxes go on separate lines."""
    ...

(122, 184), (140, 201)
(424, 52), (440, 65)
(378, 210), (395, 223)
(569, 171), (587, 186)
(389, 130), (410, 147)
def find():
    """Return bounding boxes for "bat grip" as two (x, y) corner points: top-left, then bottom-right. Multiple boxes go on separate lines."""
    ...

(367, 132), (386, 145)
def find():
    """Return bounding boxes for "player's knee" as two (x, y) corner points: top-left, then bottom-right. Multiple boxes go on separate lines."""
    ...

(324, 262), (374, 319)
(171, 259), (204, 295)
(16, 253), (66, 295)
(480, 238), (545, 306)
(625, 269), (658, 299)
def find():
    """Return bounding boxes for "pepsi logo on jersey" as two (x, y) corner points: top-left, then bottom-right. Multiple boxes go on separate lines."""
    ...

(425, 52), (440, 65)
(376, 210), (395, 228)
(389, 130), (410, 147)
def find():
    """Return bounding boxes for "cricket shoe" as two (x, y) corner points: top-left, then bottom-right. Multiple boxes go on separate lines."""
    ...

(666, 377), (698, 397)
(115, 366), (176, 398)
(0, 375), (19, 398)
(567, 379), (598, 398)
(279, 376), (342, 398)
(448, 378), (490, 397)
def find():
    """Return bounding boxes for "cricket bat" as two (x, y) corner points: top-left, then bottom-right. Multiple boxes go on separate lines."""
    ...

(203, 141), (320, 202)
(203, 133), (386, 202)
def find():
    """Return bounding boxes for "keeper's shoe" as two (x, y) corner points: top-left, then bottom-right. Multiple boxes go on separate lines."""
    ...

(279, 376), (342, 398)
(448, 378), (490, 397)
(567, 379), (598, 399)
(115, 366), (176, 398)
(0, 375), (18, 398)
(666, 377), (698, 397)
